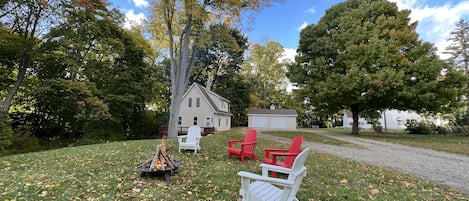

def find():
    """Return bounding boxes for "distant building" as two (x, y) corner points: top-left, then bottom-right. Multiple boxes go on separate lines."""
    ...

(247, 107), (298, 130)
(343, 109), (421, 130)
(178, 83), (232, 132)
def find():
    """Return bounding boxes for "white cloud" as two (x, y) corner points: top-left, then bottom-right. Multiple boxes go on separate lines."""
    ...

(297, 21), (308, 32)
(388, 0), (417, 9)
(306, 7), (316, 14)
(132, 0), (149, 7)
(388, 0), (469, 59)
(279, 48), (297, 63)
(124, 9), (146, 29)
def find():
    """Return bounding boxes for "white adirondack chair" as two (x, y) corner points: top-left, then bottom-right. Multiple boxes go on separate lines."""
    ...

(237, 148), (310, 201)
(177, 126), (202, 153)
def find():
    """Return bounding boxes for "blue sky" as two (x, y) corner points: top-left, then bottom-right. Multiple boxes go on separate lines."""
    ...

(110, 0), (469, 60)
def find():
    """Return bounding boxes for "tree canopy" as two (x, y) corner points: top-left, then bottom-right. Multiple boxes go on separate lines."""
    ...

(288, 0), (467, 134)
(242, 41), (289, 108)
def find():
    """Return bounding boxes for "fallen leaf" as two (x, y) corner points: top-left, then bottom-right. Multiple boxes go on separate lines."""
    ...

(370, 189), (380, 196)
(38, 191), (48, 197)
(404, 181), (411, 188)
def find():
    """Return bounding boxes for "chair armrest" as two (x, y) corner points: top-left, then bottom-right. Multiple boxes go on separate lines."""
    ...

(270, 152), (300, 164)
(227, 139), (243, 147)
(264, 148), (289, 158)
(271, 152), (300, 157)
(260, 164), (307, 177)
(194, 138), (201, 143)
(177, 135), (187, 143)
(260, 163), (293, 174)
(241, 141), (257, 146)
(237, 171), (294, 187)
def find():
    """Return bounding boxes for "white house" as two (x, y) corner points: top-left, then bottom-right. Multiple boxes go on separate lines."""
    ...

(178, 83), (232, 132)
(343, 109), (422, 130)
(247, 107), (298, 130)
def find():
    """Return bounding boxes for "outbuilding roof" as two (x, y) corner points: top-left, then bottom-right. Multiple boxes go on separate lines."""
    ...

(247, 109), (298, 116)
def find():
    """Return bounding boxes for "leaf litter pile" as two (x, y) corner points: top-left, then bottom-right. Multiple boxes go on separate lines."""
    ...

(1, 129), (468, 200)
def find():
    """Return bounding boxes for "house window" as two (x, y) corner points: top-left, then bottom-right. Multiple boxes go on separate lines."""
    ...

(188, 98), (192, 107)
(226, 118), (229, 126)
(193, 116), (198, 125)
(205, 117), (211, 127)
(178, 116), (182, 125)
(218, 118), (221, 126)
(196, 98), (200, 107)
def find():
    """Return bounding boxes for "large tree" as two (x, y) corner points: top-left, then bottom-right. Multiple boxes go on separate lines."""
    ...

(288, 0), (466, 134)
(192, 23), (248, 91)
(32, 0), (157, 141)
(242, 41), (288, 108)
(149, 0), (283, 138)
(0, 0), (65, 118)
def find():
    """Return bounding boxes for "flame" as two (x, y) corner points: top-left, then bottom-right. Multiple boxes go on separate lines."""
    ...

(162, 136), (166, 154)
(154, 133), (168, 169)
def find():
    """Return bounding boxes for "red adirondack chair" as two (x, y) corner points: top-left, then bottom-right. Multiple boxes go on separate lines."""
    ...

(228, 129), (258, 163)
(263, 136), (303, 177)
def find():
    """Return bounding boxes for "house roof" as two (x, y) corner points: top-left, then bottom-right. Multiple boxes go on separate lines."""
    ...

(247, 109), (298, 116)
(184, 83), (232, 116)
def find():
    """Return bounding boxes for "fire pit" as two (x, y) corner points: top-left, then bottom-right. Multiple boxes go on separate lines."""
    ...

(138, 143), (182, 183)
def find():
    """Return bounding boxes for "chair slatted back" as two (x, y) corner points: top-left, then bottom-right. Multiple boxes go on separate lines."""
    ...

(187, 126), (201, 142)
(244, 129), (257, 153)
(285, 136), (303, 166)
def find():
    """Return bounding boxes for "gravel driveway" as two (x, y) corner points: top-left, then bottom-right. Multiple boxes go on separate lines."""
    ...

(257, 130), (469, 194)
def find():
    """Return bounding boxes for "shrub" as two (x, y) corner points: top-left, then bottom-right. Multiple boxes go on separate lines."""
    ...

(373, 125), (383, 133)
(127, 111), (160, 140)
(0, 117), (13, 153)
(4, 128), (41, 155)
(79, 120), (125, 145)
(405, 119), (435, 135)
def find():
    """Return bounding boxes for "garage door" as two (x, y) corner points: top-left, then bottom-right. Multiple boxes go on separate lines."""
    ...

(252, 116), (269, 128)
(271, 117), (288, 129)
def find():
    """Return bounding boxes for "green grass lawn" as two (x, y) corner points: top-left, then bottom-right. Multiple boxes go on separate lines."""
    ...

(314, 128), (469, 156)
(1, 128), (468, 200)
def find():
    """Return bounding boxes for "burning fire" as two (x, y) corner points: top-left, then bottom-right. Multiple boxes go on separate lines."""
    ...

(154, 134), (168, 169)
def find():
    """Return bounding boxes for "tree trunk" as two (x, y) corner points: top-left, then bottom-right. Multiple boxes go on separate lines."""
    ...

(351, 105), (360, 135)
(0, 54), (29, 117)
(166, 8), (197, 139)
(167, 92), (182, 139)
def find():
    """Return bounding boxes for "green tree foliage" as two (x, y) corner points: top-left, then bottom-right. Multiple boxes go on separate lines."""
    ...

(0, 25), (21, 96)
(0, 116), (13, 152)
(288, 0), (466, 134)
(213, 76), (252, 127)
(30, 0), (157, 143)
(242, 40), (288, 108)
(192, 24), (248, 90)
(0, 0), (65, 117)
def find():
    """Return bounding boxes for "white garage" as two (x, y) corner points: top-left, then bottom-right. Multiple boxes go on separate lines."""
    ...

(247, 109), (298, 130)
